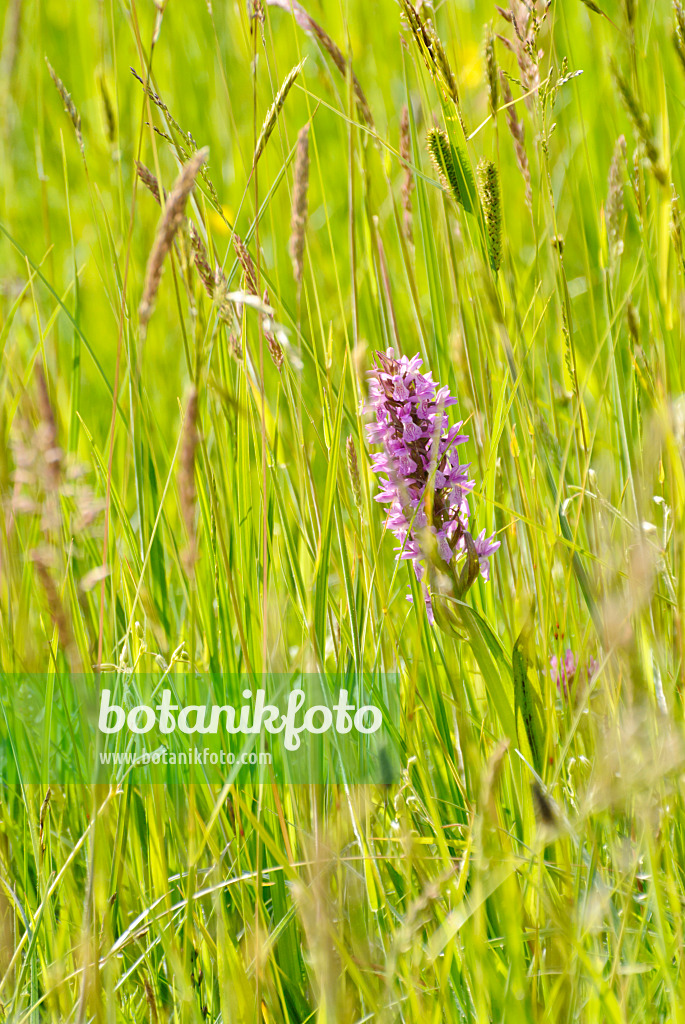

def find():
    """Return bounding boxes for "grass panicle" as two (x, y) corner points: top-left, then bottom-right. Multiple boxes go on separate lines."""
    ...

(400, 104), (414, 242)
(138, 146), (209, 331)
(34, 364), (62, 493)
(500, 71), (532, 210)
(611, 57), (668, 185)
(289, 123), (310, 285)
(189, 223), (218, 298)
(97, 71), (116, 145)
(252, 59), (306, 170)
(267, 0), (374, 126)
(400, 0), (467, 132)
(233, 231), (258, 294)
(262, 287), (284, 370)
(495, 0), (546, 110)
(483, 22), (498, 121)
(45, 58), (84, 155)
(233, 234), (283, 368)
(607, 134), (627, 267)
(131, 67), (220, 207)
(135, 160), (163, 204)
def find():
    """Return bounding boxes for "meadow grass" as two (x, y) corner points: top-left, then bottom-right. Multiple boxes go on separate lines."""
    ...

(1, 0), (684, 1020)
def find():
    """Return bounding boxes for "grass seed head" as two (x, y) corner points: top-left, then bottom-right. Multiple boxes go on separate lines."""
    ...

(253, 59), (305, 170)
(233, 232), (258, 295)
(400, 104), (414, 242)
(483, 22), (498, 120)
(34, 364), (62, 492)
(426, 127), (462, 205)
(46, 58), (84, 155)
(477, 158), (502, 273)
(138, 147), (208, 331)
(189, 223), (217, 298)
(263, 288), (284, 371)
(135, 161), (163, 204)
(499, 71), (532, 210)
(266, 0), (373, 126)
(674, 2), (685, 75)
(33, 554), (75, 656)
(400, 0), (467, 132)
(289, 123), (310, 285)
(611, 58), (667, 185)
(97, 71), (116, 145)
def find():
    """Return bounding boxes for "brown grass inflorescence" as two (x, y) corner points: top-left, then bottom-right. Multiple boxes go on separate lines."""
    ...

(289, 123), (310, 285)
(400, 104), (414, 243)
(266, 0), (374, 127)
(138, 147), (209, 331)
(46, 58), (84, 155)
(499, 71), (532, 211)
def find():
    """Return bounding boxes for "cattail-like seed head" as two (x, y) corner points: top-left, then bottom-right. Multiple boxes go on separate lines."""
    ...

(477, 159), (502, 273)
(138, 147), (208, 331)
(46, 58), (84, 155)
(289, 124), (310, 286)
(400, 104), (414, 242)
(346, 436), (362, 508)
(179, 387), (199, 572)
(426, 127), (462, 205)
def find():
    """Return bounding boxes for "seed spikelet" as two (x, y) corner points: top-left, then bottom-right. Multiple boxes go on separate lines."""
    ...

(427, 127), (462, 205)
(289, 124), (310, 285)
(477, 159), (502, 273)
(138, 147), (209, 331)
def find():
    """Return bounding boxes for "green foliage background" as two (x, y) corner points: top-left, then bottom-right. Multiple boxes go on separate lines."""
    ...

(1, 0), (684, 1020)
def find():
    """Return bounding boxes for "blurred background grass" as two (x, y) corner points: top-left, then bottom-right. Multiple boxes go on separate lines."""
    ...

(1, 0), (685, 1020)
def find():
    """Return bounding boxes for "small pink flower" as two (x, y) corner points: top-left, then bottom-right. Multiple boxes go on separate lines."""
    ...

(551, 648), (598, 695)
